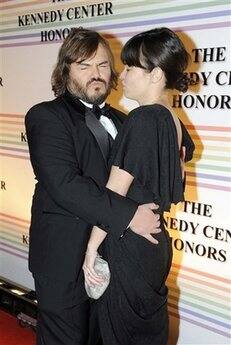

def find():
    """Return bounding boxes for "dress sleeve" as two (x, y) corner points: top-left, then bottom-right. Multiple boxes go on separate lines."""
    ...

(180, 120), (195, 162)
(110, 107), (161, 189)
(110, 105), (186, 211)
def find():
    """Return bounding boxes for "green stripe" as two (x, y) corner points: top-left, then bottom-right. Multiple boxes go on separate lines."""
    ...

(186, 162), (231, 172)
(167, 278), (229, 302)
(0, 0), (227, 33)
(0, 222), (28, 231)
(0, 133), (24, 138)
(195, 146), (231, 152)
(169, 295), (230, 320)
(0, 140), (27, 147)
(0, 235), (28, 250)
(0, 231), (22, 241)
(192, 153), (231, 162)
(169, 286), (230, 311)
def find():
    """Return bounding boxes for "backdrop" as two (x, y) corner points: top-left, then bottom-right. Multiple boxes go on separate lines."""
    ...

(0, 0), (230, 344)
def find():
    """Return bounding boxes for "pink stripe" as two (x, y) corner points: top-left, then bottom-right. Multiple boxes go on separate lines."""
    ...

(0, 218), (29, 229)
(170, 271), (230, 292)
(168, 310), (229, 338)
(0, 22), (230, 49)
(187, 181), (231, 192)
(0, 247), (27, 260)
(0, 114), (25, 118)
(186, 125), (231, 132)
(172, 263), (231, 284)
(0, 152), (29, 159)
(0, 120), (24, 125)
(0, 212), (30, 224)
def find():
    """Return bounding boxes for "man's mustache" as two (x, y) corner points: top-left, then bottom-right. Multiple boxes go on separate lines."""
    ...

(87, 78), (106, 87)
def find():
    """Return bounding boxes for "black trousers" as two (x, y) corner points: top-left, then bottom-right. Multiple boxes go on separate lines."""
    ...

(34, 273), (92, 345)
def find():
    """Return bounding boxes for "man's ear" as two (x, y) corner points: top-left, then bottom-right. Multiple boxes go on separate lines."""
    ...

(150, 67), (164, 83)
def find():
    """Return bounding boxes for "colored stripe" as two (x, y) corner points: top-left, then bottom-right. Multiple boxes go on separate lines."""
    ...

(0, 235), (28, 250)
(0, 120), (24, 125)
(172, 263), (231, 285)
(1, 0), (227, 15)
(191, 135), (231, 142)
(0, 145), (28, 153)
(195, 145), (231, 153)
(1, 6), (229, 32)
(170, 271), (230, 292)
(1, 230), (23, 240)
(1, 115), (230, 133)
(187, 181), (231, 192)
(170, 303), (231, 329)
(192, 154), (230, 162)
(169, 296), (230, 322)
(168, 310), (229, 338)
(0, 21), (230, 48)
(0, 241), (28, 254)
(0, 114), (25, 118)
(187, 163), (231, 173)
(0, 213), (30, 224)
(0, 140), (27, 146)
(187, 171), (231, 182)
(186, 125), (231, 132)
(169, 288), (230, 312)
(0, 225), (28, 235)
(0, 247), (27, 260)
(167, 279), (229, 302)
(0, 152), (29, 159)
(0, 219), (29, 230)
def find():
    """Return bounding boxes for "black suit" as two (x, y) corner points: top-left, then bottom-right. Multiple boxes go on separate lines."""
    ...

(25, 91), (137, 344)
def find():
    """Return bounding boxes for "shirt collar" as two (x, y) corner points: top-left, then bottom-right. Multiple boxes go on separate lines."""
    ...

(79, 99), (106, 109)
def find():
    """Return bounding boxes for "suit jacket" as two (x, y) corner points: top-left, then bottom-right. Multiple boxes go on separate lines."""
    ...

(25, 91), (137, 281)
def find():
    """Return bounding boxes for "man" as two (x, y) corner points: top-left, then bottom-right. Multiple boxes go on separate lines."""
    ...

(25, 28), (160, 345)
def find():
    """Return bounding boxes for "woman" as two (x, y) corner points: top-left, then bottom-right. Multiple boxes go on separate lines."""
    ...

(83, 27), (195, 344)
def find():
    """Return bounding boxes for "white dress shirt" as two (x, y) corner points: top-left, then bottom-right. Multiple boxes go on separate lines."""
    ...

(80, 100), (118, 139)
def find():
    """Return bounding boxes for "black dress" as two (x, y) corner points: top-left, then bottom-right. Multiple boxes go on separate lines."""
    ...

(98, 104), (195, 345)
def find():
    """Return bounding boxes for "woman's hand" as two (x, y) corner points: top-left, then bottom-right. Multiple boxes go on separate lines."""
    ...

(83, 251), (105, 287)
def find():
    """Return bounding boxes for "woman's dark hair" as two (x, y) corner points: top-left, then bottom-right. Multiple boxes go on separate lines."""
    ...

(121, 27), (191, 93)
(51, 27), (118, 97)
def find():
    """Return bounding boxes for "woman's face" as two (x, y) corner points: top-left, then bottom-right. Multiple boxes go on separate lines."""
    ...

(120, 66), (151, 103)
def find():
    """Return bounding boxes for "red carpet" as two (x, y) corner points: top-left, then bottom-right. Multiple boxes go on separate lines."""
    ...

(0, 309), (35, 345)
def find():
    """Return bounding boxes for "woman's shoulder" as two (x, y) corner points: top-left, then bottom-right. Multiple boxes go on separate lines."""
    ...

(127, 104), (171, 125)
(129, 103), (170, 118)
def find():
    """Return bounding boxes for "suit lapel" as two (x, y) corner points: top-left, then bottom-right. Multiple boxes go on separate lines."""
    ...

(62, 91), (110, 170)
(85, 107), (109, 168)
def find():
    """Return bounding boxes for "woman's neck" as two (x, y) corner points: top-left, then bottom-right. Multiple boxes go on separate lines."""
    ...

(138, 91), (170, 107)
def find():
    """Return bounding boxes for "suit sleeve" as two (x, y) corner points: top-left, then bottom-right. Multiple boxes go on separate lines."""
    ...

(25, 103), (138, 238)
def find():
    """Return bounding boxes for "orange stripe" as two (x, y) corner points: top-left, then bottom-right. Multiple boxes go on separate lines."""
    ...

(0, 120), (24, 125)
(0, 0), (47, 11)
(0, 212), (30, 224)
(186, 125), (231, 132)
(170, 271), (230, 292)
(172, 263), (231, 284)
(191, 135), (231, 142)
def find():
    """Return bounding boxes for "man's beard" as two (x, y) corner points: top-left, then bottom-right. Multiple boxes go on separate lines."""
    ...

(68, 77), (111, 105)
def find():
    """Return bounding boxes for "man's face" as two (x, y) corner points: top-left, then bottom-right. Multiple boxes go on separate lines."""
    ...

(68, 44), (112, 104)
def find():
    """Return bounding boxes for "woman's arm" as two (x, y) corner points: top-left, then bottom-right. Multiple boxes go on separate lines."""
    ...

(83, 166), (158, 286)
(83, 166), (134, 285)
(86, 166), (134, 252)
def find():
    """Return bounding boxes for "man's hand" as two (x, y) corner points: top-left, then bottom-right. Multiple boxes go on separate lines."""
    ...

(128, 203), (161, 244)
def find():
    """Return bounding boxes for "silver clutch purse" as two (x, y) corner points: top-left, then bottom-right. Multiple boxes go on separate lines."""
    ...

(85, 256), (110, 300)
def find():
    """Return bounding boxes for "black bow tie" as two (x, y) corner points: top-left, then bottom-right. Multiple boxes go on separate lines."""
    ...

(92, 104), (111, 120)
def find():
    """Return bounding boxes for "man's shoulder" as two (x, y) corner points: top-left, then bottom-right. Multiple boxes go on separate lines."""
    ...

(27, 96), (65, 114)
(25, 96), (69, 124)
